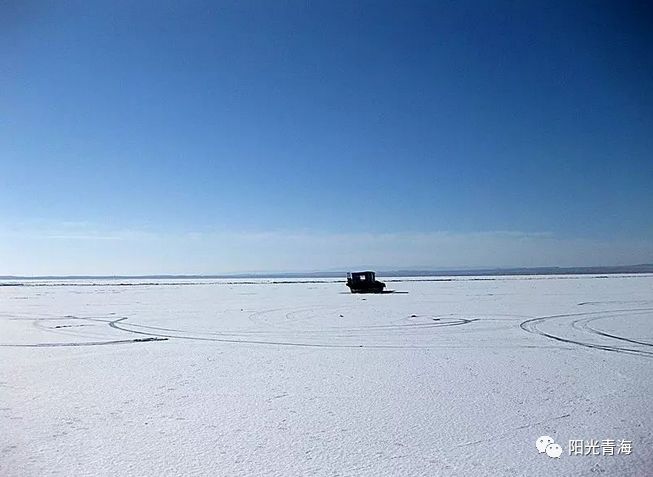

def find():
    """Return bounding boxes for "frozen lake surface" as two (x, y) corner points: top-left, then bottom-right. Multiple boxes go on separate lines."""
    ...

(1, 274), (652, 476)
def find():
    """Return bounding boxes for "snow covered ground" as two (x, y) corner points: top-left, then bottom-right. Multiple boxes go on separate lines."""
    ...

(1, 274), (652, 476)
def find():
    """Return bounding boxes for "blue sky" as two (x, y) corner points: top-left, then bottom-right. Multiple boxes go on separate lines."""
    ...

(1, 1), (652, 274)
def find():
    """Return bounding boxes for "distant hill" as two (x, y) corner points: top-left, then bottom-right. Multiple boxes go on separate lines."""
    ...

(375, 263), (653, 277)
(2, 264), (652, 280)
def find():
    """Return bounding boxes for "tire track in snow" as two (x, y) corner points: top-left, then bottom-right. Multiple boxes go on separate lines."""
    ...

(109, 318), (477, 349)
(0, 316), (168, 348)
(520, 308), (653, 358)
(0, 337), (167, 348)
(108, 314), (557, 350)
(572, 316), (653, 348)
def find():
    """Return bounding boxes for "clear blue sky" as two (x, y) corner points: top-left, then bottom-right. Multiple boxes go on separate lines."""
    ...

(1, 1), (652, 274)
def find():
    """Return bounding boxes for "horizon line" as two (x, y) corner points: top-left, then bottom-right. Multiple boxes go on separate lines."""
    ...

(2, 263), (652, 280)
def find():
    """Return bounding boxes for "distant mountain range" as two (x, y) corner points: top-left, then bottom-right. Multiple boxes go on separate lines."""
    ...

(2, 264), (652, 280)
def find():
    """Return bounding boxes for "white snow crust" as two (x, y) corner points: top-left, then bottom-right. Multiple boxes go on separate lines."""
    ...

(1, 274), (652, 476)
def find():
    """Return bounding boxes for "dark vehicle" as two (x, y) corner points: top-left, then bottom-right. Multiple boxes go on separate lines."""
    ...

(346, 271), (386, 293)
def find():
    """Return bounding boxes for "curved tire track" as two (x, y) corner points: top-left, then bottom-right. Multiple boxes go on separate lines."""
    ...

(110, 314), (486, 349)
(0, 316), (168, 348)
(520, 308), (653, 358)
(572, 316), (653, 348)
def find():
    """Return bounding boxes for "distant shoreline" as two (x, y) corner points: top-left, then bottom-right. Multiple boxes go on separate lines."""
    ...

(2, 264), (652, 280)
